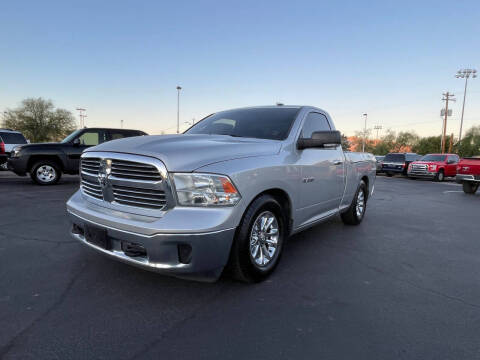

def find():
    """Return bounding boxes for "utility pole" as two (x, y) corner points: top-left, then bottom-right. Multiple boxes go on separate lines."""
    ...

(176, 86), (182, 134)
(441, 92), (455, 154)
(374, 125), (382, 141)
(76, 108), (86, 128)
(455, 69), (477, 144)
(362, 113), (367, 152)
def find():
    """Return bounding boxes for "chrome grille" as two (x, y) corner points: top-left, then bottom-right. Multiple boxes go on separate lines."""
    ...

(81, 158), (101, 175)
(112, 184), (166, 209)
(79, 152), (170, 214)
(409, 164), (428, 175)
(81, 177), (103, 199)
(111, 159), (161, 181)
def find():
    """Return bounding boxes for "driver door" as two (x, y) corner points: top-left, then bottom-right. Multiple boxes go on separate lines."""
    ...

(64, 129), (107, 173)
(296, 112), (345, 226)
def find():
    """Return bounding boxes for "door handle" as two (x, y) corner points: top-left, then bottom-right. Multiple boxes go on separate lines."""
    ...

(333, 160), (343, 165)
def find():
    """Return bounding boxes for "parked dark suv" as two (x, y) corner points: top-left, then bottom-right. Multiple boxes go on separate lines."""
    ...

(8, 127), (147, 185)
(381, 152), (421, 176)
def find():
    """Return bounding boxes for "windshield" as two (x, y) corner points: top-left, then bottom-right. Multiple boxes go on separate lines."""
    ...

(185, 107), (300, 140)
(61, 129), (82, 143)
(0, 132), (27, 144)
(384, 153), (405, 162)
(420, 154), (446, 162)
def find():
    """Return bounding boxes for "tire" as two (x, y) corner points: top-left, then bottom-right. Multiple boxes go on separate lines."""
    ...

(229, 195), (286, 283)
(434, 170), (445, 182)
(30, 160), (62, 185)
(409, 176), (416, 180)
(462, 182), (479, 194)
(386, 172), (393, 177)
(341, 181), (367, 226)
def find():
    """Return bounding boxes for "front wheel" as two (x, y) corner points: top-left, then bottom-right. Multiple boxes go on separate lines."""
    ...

(341, 181), (367, 225)
(435, 170), (445, 182)
(463, 182), (479, 194)
(229, 195), (286, 283)
(30, 161), (62, 185)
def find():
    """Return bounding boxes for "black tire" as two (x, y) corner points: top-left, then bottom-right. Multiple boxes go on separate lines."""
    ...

(434, 170), (445, 182)
(386, 172), (393, 177)
(462, 182), (479, 194)
(229, 194), (286, 283)
(30, 160), (62, 185)
(341, 181), (367, 226)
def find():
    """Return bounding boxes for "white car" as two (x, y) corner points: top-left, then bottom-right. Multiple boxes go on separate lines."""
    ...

(0, 129), (28, 170)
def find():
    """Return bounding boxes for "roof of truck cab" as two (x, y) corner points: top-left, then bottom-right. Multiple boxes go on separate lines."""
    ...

(214, 105), (328, 114)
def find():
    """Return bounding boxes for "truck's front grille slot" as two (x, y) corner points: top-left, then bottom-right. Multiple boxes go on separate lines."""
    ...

(111, 160), (161, 181)
(113, 184), (166, 209)
(410, 164), (428, 175)
(81, 177), (103, 199)
(80, 158), (101, 175)
(80, 154), (168, 212)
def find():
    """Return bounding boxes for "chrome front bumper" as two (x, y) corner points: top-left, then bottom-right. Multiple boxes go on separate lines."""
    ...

(67, 190), (237, 282)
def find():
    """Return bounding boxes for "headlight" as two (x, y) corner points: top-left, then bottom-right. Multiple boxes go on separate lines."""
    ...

(11, 146), (22, 157)
(428, 164), (437, 172)
(172, 173), (241, 206)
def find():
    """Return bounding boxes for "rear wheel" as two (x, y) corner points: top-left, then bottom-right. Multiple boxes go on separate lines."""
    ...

(229, 195), (286, 283)
(462, 182), (479, 194)
(341, 181), (367, 225)
(434, 170), (445, 182)
(30, 160), (62, 185)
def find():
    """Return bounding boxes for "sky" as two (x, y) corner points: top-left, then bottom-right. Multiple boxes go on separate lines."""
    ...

(0, 0), (479, 137)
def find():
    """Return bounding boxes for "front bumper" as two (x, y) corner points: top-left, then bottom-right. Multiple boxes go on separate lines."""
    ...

(407, 170), (436, 178)
(67, 190), (237, 282)
(7, 156), (28, 176)
(456, 174), (480, 183)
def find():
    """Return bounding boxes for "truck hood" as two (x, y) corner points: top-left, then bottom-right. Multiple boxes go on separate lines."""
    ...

(411, 161), (444, 165)
(85, 134), (282, 172)
(17, 142), (61, 151)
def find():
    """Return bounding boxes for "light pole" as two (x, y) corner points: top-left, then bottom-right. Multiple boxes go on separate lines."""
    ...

(362, 113), (367, 152)
(374, 125), (382, 141)
(76, 108), (86, 128)
(455, 69), (477, 144)
(121, 120), (124, 129)
(176, 86), (182, 134)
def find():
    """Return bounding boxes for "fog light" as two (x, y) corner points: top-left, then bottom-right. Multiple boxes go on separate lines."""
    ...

(178, 244), (192, 264)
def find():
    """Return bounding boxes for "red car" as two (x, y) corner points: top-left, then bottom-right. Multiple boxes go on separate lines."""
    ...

(407, 153), (459, 181)
(456, 157), (480, 194)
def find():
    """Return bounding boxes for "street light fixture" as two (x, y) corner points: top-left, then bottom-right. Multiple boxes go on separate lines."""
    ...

(455, 68), (477, 144)
(176, 86), (182, 134)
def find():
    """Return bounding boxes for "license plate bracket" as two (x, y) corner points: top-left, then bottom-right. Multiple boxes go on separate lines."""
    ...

(84, 225), (110, 250)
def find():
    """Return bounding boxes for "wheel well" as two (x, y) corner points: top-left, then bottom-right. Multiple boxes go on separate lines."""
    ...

(361, 176), (369, 200)
(251, 189), (293, 236)
(27, 155), (63, 172)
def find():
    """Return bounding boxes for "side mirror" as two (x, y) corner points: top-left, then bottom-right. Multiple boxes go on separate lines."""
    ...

(447, 160), (456, 164)
(72, 138), (81, 146)
(297, 131), (342, 150)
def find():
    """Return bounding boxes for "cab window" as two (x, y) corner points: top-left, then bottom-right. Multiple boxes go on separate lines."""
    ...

(77, 130), (106, 146)
(301, 112), (331, 138)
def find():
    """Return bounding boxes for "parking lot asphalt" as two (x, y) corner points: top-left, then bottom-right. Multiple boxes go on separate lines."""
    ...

(1, 171), (479, 359)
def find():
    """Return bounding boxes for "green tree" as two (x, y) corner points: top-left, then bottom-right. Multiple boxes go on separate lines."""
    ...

(341, 133), (351, 151)
(457, 126), (480, 157)
(392, 131), (419, 152)
(3, 98), (76, 142)
(411, 136), (441, 155)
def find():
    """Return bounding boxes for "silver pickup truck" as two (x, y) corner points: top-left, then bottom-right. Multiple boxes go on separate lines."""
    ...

(67, 106), (376, 282)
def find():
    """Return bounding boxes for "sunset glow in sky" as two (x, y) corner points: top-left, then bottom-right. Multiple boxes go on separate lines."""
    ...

(1, 0), (478, 137)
